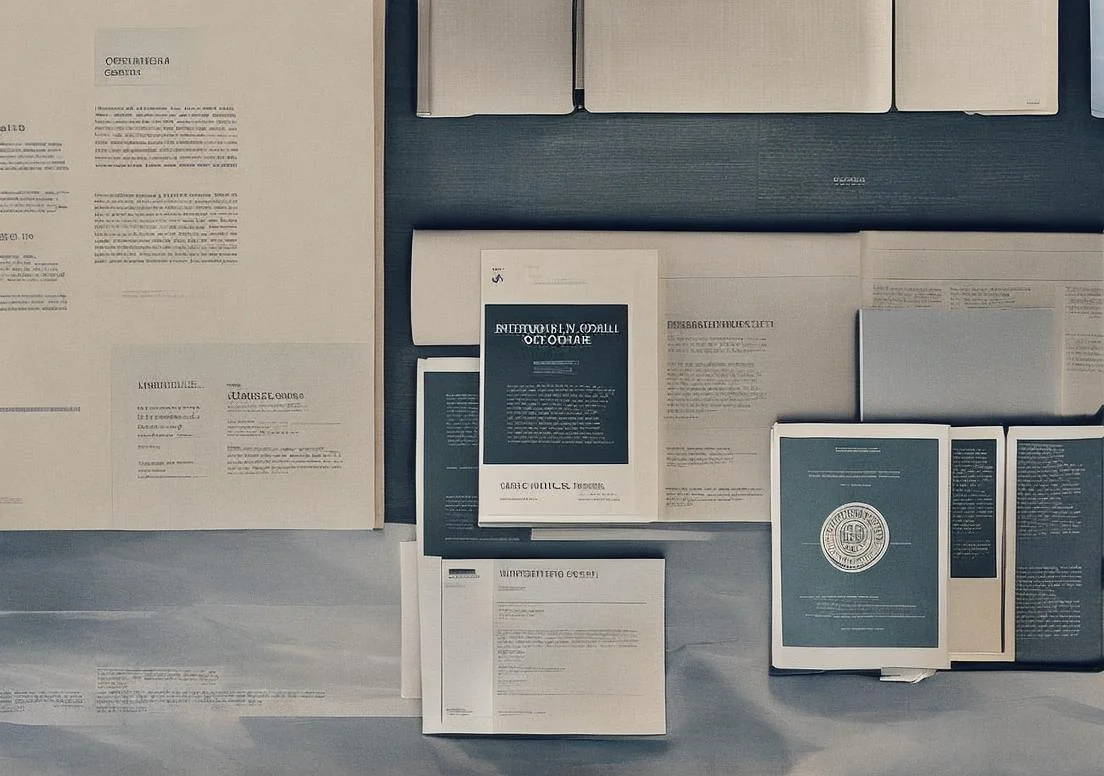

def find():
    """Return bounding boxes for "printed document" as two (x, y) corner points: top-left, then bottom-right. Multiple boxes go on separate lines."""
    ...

(420, 557), (666, 735)
(478, 250), (662, 524)
(771, 423), (950, 670)
(0, 0), (381, 529)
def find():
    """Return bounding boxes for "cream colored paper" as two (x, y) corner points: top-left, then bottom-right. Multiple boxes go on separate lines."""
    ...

(417, 0), (575, 116)
(894, 0), (1058, 113)
(0, 0), (380, 529)
(860, 232), (1104, 418)
(583, 0), (893, 113)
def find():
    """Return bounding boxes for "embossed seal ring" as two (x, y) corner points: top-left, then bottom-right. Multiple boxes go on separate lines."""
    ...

(820, 502), (889, 573)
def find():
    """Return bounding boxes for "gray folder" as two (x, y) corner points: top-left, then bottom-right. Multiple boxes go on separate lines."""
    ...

(859, 308), (1059, 422)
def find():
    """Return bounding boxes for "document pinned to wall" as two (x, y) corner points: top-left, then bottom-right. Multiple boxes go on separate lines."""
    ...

(0, 0), (382, 529)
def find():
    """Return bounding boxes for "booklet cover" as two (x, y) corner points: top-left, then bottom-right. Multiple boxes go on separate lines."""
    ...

(478, 249), (661, 525)
(771, 423), (950, 671)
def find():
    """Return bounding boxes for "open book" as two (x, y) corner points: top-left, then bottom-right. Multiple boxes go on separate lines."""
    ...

(418, 0), (1057, 115)
(771, 423), (1103, 673)
(412, 229), (1104, 523)
(0, 0), (384, 529)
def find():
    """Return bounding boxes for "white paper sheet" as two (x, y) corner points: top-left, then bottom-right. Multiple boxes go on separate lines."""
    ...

(420, 557), (666, 735)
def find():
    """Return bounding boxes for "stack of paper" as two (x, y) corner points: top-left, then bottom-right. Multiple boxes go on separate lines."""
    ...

(405, 358), (668, 736)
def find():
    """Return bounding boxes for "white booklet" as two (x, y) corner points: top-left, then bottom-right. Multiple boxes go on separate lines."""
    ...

(894, 0), (1058, 114)
(479, 249), (662, 525)
(419, 557), (666, 735)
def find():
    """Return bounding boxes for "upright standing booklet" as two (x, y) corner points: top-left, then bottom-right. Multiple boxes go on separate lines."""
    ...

(479, 249), (662, 525)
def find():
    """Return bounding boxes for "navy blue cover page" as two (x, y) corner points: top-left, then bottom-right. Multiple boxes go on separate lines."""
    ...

(778, 436), (942, 649)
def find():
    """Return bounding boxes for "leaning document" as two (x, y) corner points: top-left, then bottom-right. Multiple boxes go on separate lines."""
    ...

(0, 0), (382, 528)
(420, 557), (666, 735)
(478, 249), (662, 525)
(771, 423), (950, 671)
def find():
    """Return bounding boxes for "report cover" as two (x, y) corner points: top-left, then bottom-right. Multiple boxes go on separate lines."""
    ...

(478, 249), (661, 525)
(771, 423), (950, 671)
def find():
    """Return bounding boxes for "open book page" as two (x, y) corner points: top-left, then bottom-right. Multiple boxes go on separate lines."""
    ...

(412, 230), (860, 522)
(860, 232), (1104, 418)
(894, 0), (1058, 113)
(1006, 427), (1104, 667)
(771, 423), (950, 671)
(0, 0), (380, 529)
(948, 428), (1012, 662)
(583, 0), (892, 113)
(420, 558), (666, 735)
(478, 249), (661, 525)
(417, 0), (575, 116)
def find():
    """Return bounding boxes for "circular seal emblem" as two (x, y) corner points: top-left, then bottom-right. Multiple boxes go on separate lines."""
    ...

(819, 502), (889, 573)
